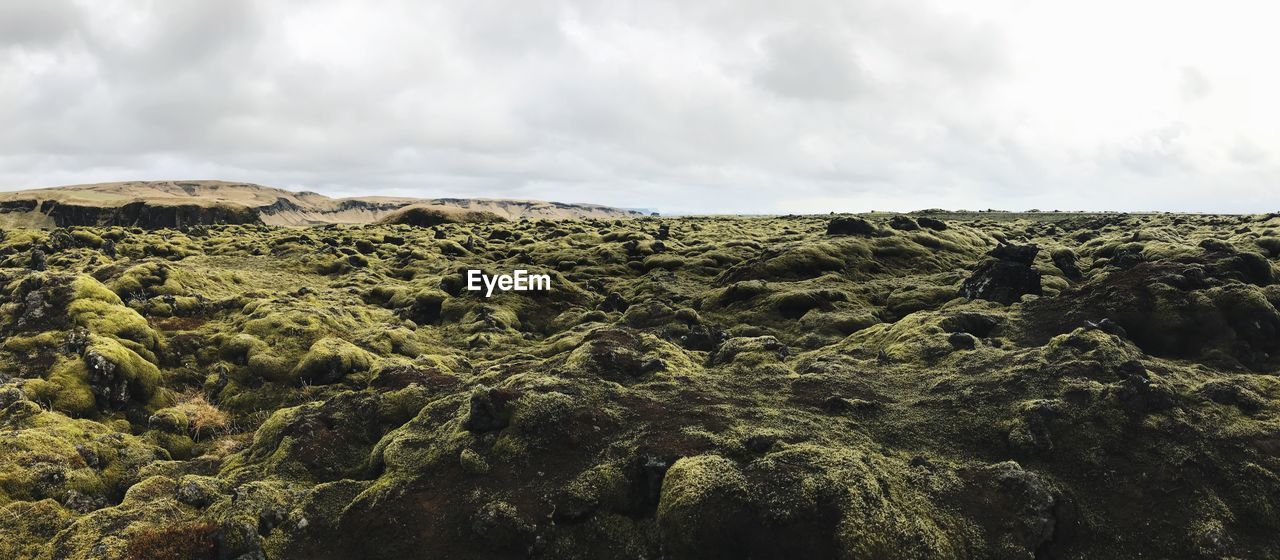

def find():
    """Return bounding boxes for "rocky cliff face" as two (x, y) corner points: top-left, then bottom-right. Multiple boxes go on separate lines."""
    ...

(38, 201), (262, 228)
(0, 199), (262, 229)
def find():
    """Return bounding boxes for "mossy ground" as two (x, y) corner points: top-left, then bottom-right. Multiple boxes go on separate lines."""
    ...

(0, 213), (1278, 558)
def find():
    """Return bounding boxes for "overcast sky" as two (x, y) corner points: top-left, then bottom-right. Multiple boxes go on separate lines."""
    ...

(1, 0), (1277, 214)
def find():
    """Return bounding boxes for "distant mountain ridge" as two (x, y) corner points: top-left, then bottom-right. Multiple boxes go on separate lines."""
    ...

(0, 180), (645, 228)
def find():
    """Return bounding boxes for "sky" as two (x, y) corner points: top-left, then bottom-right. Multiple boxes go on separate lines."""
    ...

(1, 0), (1278, 214)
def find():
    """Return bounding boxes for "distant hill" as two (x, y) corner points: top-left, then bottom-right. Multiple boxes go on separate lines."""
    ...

(0, 180), (645, 228)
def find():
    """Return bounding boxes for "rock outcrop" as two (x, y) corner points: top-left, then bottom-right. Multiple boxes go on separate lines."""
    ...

(42, 200), (261, 228)
(960, 243), (1043, 304)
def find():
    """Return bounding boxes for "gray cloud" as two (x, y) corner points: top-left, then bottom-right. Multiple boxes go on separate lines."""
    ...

(754, 26), (866, 101)
(0, 0), (1276, 213)
(0, 1), (78, 46)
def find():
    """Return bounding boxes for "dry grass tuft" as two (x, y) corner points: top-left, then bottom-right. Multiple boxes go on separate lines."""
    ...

(173, 393), (230, 440)
(125, 521), (218, 560)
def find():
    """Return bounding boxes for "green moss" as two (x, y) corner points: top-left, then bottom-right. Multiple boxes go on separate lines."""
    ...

(770, 243), (858, 277)
(885, 283), (957, 318)
(70, 230), (105, 248)
(85, 334), (165, 409)
(43, 358), (96, 417)
(248, 353), (294, 383)
(507, 390), (575, 442)
(377, 384), (430, 423)
(220, 333), (269, 364)
(656, 455), (750, 557)
(43, 476), (197, 560)
(292, 337), (375, 385)
(262, 479), (369, 557)
(0, 402), (164, 515)
(65, 276), (161, 359)
(642, 254), (685, 271)
(146, 431), (196, 459)
(0, 216), (1275, 558)
(148, 407), (189, 434)
(767, 289), (846, 319)
(547, 511), (655, 558)
(1, 331), (64, 355)
(797, 309), (881, 336)
(458, 448), (490, 475)
(0, 499), (74, 560)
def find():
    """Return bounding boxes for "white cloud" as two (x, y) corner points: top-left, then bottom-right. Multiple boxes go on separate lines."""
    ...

(1180, 67), (1212, 102)
(0, 0), (1277, 213)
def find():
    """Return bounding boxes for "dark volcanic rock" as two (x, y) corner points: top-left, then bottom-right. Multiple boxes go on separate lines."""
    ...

(1051, 248), (1084, 281)
(825, 217), (877, 236)
(83, 350), (131, 410)
(989, 243), (1039, 265)
(28, 248), (47, 271)
(464, 386), (518, 433)
(0, 386), (25, 408)
(681, 323), (727, 351)
(948, 332), (978, 350)
(599, 292), (630, 312)
(888, 216), (919, 231)
(959, 244), (1043, 304)
(917, 216), (948, 231)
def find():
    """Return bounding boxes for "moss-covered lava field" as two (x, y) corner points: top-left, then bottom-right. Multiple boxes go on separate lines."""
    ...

(2, 213), (1280, 559)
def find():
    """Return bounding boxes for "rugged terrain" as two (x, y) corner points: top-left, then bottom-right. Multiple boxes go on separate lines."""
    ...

(0, 181), (644, 229)
(1, 212), (1279, 559)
